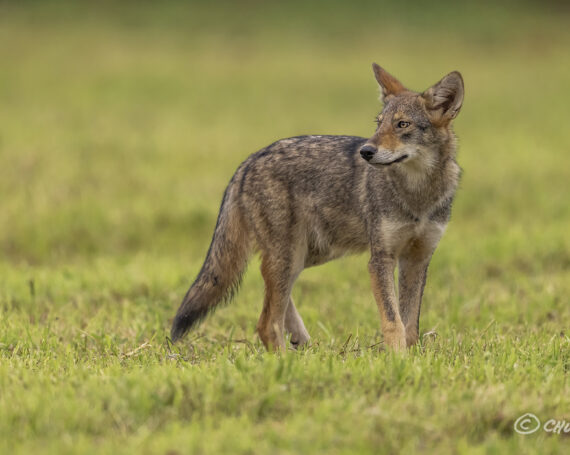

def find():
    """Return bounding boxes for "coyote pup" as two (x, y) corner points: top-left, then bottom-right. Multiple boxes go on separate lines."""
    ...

(171, 63), (464, 351)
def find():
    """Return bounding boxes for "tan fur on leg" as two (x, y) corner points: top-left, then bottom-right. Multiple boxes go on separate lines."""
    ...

(257, 256), (290, 351)
(368, 257), (406, 351)
(285, 297), (310, 348)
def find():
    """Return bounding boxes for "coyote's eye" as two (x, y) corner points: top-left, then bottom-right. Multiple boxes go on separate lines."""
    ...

(397, 121), (410, 128)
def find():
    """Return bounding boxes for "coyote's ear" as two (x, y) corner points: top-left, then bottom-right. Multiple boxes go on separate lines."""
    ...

(372, 63), (407, 101)
(422, 71), (464, 124)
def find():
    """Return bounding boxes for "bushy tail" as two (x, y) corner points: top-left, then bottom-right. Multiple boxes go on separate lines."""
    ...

(171, 186), (251, 342)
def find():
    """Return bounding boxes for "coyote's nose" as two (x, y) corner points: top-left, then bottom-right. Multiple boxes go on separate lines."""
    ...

(360, 144), (377, 161)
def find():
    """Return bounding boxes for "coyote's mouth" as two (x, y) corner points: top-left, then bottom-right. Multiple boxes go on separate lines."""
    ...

(360, 146), (411, 166)
(379, 154), (409, 165)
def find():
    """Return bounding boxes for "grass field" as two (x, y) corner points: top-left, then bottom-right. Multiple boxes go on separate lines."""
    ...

(0, 1), (569, 453)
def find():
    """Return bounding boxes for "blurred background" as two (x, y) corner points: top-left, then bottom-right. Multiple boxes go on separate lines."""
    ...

(1, 3), (568, 451)
(0, 0), (568, 332)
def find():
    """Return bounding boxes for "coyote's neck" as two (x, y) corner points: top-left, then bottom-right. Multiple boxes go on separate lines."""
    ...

(388, 140), (460, 217)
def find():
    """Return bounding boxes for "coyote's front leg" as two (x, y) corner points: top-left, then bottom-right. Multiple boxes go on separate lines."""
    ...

(398, 253), (431, 347)
(368, 253), (406, 351)
(398, 227), (443, 347)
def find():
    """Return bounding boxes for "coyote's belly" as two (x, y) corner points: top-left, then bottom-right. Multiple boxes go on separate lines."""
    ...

(303, 206), (368, 267)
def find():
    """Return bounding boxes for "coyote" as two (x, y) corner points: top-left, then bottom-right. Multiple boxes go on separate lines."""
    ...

(171, 63), (464, 351)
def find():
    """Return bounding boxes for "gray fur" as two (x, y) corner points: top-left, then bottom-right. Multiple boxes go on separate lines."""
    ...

(171, 65), (463, 350)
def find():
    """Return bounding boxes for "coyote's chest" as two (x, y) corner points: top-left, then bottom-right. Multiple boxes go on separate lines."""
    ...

(380, 217), (446, 257)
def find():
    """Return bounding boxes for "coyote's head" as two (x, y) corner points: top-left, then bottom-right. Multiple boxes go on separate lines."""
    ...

(360, 63), (464, 173)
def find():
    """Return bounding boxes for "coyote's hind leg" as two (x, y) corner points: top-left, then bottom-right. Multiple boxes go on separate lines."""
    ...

(285, 297), (310, 349)
(257, 254), (298, 351)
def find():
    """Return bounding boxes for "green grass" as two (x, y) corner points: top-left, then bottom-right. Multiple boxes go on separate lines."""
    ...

(1, 1), (569, 453)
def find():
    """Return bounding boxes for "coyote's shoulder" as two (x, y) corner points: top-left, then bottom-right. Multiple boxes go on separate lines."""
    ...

(171, 64), (464, 352)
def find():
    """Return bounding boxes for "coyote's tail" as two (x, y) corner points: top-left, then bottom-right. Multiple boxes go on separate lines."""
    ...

(171, 183), (251, 342)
